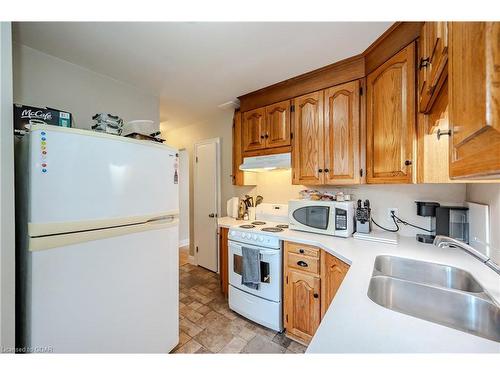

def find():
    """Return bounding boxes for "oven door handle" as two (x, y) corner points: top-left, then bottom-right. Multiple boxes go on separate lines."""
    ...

(259, 250), (279, 256)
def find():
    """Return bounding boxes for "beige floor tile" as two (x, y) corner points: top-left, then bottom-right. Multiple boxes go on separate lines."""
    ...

(179, 318), (203, 337)
(188, 301), (203, 310)
(183, 308), (204, 323)
(173, 339), (203, 354)
(178, 331), (191, 346)
(196, 305), (212, 315)
(287, 340), (307, 353)
(193, 328), (234, 353)
(219, 337), (247, 353)
(241, 334), (287, 354)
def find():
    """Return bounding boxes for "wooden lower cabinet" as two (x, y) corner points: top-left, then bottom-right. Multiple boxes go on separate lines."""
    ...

(284, 241), (349, 345)
(219, 227), (229, 298)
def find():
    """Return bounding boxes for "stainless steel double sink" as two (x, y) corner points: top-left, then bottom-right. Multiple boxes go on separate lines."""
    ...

(367, 255), (500, 343)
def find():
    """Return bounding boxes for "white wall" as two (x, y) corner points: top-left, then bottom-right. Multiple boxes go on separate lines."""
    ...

(12, 43), (160, 129)
(466, 184), (500, 264)
(178, 149), (190, 247)
(252, 170), (468, 238)
(0, 22), (16, 352)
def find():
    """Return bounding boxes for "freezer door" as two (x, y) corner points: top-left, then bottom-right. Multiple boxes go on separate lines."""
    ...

(27, 125), (179, 236)
(26, 223), (179, 353)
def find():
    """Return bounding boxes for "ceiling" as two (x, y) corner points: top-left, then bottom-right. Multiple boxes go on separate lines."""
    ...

(13, 22), (392, 130)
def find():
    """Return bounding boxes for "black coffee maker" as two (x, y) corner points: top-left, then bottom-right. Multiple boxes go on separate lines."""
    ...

(415, 201), (469, 244)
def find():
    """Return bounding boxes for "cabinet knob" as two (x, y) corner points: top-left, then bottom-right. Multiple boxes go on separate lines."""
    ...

(264, 134), (269, 139)
(405, 160), (412, 166)
(260, 135), (265, 139)
(313, 293), (319, 299)
(297, 260), (308, 268)
(299, 249), (305, 254)
(324, 168), (329, 173)
(318, 168), (323, 173)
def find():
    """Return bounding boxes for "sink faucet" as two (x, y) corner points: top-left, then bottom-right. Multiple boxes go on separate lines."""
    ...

(433, 235), (500, 276)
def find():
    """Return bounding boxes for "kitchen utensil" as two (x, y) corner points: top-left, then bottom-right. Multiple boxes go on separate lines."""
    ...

(255, 195), (263, 206)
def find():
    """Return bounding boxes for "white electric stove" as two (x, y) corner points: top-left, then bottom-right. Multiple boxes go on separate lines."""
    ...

(228, 204), (288, 332)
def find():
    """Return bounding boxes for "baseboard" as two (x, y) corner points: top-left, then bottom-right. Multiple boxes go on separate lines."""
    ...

(179, 239), (190, 248)
(188, 255), (196, 265)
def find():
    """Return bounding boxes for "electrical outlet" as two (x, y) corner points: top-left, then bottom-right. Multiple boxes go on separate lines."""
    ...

(388, 208), (399, 220)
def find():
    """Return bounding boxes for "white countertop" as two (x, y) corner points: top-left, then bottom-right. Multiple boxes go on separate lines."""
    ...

(218, 216), (500, 353)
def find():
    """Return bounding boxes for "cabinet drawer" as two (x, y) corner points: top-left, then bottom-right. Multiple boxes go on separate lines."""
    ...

(287, 253), (320, 275)
(285, 242), (320, 258)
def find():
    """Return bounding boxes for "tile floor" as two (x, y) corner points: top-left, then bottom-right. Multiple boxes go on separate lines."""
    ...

(172, 261), (308, 354)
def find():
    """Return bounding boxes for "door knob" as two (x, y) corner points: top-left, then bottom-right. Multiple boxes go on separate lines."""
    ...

(208, 213), (215, 218)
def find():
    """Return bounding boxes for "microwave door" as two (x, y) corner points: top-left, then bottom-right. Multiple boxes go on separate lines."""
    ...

(292, 206), (330, 230)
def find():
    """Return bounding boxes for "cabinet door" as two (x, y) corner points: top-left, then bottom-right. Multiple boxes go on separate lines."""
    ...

(242, 108), (266, 152)
(419, 22), (449, 113)
(265, 100), (291, 148)
(232, 110), (244, 186)
(366, 43), (416, 183)
(320, 251), (349, 318)
(449, 22), (500, 178)
(292, 91), (324, 185)
(219, 227), (229, 298)
(285, 269), (321, 344)
(324, 81), (360, 184)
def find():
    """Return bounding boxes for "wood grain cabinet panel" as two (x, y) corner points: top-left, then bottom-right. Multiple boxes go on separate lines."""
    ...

(242, 107), (266, 152)
(449, 22), (500, 178)
(324, 80), (361, 184)
(219, 227), (229, 298)
(285, 269), (321, 344)
(265, 100), (291, 148)
(321, 252), (349, 318)
(366, 42), (416, 184)
(419, 22), (449, 113)
(292, 91), (324, 185)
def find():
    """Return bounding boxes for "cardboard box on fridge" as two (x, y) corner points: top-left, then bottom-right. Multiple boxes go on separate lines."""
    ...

(13, 104), (72, 135)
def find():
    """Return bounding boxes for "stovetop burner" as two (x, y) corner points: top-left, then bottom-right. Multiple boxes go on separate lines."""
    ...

(261, 227), (284, 233)
(239, 224), (255, 229)
(251, 221), (266, 225)
(275, 224), (289, 229)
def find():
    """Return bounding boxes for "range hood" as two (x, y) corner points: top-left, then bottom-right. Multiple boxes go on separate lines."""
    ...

(239, 153), (291, 172)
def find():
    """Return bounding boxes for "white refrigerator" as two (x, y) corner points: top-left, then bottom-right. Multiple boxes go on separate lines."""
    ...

(15, 124), (179, 353)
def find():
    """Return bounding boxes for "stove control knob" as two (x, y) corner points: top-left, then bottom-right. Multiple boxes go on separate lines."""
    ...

(258, 236), (264, 242)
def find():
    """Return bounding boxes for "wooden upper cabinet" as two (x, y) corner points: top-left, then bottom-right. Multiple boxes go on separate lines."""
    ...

(366, 42), (416, 184)
(285, 269), (321, 344)
(292, 91), (324, 185)
(265, 100), (291, 148)
(449, 22), (500, 178)
(419, 22), (449, 113)
(242, 107), (266, 152)
(324, 81), (361, 184)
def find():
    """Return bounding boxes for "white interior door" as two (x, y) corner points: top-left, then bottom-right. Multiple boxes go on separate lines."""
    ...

(194, 139), (220, 272)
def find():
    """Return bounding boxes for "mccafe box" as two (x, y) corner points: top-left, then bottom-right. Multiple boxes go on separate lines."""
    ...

(14, 104), (72, 135)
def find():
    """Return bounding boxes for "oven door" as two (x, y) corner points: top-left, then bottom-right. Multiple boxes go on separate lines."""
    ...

(228, 241), (282, 302)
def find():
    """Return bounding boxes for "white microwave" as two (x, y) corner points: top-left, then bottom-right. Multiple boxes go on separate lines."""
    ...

(288, 199), (355, 238)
